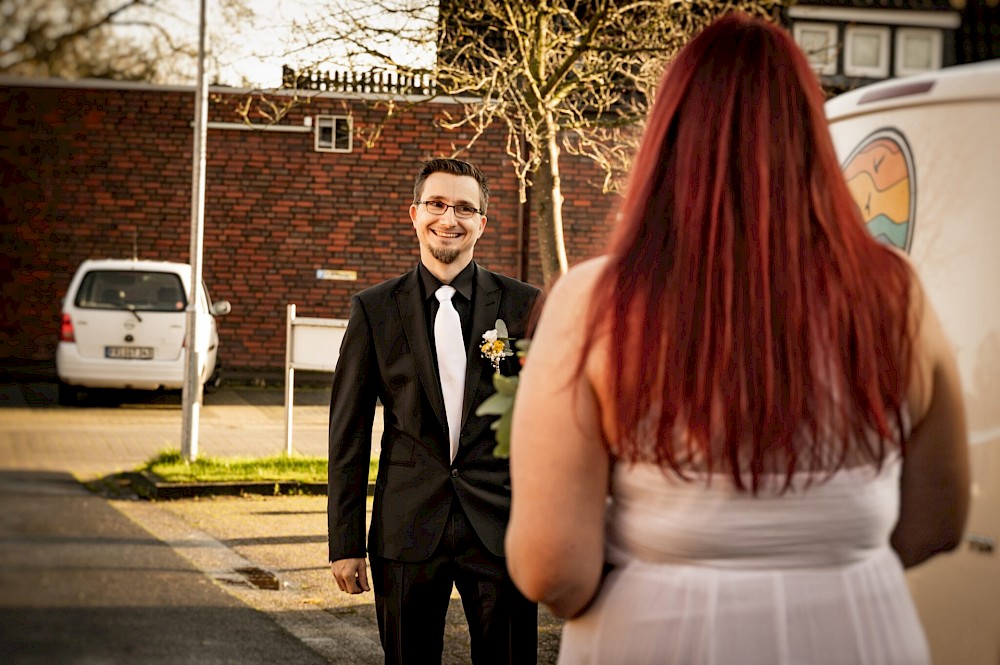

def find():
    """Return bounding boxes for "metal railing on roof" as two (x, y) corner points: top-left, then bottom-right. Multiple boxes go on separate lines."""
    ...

(281, 65), (438, 96)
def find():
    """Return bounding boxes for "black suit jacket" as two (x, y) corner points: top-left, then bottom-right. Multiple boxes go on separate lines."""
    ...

(328, 263), (542, 562)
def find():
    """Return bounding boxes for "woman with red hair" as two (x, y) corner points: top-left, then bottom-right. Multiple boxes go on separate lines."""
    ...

(505, 12), (969, 664)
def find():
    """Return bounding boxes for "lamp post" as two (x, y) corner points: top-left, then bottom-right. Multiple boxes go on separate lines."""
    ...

(181, 0), (209, 462)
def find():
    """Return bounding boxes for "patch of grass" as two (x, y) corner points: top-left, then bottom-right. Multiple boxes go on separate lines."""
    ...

(141, 449), (378, 484)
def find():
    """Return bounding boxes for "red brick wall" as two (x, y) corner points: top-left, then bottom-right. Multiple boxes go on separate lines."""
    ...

(0, 79), (619, 373)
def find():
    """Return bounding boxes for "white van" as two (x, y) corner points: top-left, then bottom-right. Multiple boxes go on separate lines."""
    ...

(55, 259), (231, 405)
(826, 60), (1000, 664)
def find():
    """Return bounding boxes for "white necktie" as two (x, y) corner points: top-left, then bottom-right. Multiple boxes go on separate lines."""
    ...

(434, 285), (466, 462)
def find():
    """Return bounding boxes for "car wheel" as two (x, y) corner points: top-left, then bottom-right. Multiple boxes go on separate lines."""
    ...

(57, 381), (79, 407)
(204, 363), (223, 394)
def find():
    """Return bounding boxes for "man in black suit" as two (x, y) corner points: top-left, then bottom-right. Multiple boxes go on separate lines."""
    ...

(328, 158), (541, 664)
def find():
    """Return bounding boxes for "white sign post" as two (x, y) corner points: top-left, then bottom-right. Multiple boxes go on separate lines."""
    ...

(284, 304), (348, 455)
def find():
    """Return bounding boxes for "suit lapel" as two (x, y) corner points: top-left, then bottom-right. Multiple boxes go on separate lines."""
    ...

(465, 265), (501, 429)
(395, 268), (449, 435)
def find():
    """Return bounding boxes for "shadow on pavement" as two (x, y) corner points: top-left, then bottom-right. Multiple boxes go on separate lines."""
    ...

(0, 469), (333, 665)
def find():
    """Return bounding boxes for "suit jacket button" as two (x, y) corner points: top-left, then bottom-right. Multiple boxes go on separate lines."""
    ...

(450, 469), (459, 478)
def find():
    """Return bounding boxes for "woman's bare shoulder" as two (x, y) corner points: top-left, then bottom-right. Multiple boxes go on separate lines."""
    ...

(529, 257), (610, 350)
(546, 256), (609, 303)
(901, 258), (952, 424)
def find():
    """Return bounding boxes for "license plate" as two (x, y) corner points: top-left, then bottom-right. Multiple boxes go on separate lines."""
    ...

(105, 346), (154, 360)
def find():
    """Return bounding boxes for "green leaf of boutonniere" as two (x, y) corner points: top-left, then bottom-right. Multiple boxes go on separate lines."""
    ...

(476, 388), (514, 417)
(491, 409), (513, 459)
(475, 373), (521, 458)
(492, 372), (519, 395)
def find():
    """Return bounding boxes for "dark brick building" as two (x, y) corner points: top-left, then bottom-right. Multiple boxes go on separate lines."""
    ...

(0, 78), (618, 375)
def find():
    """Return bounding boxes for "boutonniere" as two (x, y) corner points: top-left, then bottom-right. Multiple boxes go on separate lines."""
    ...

(479, 319), (515, 372)
(475, 319), (530, 459)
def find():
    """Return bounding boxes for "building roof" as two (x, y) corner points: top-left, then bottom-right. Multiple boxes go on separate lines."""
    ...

(797, 0), (956, 10)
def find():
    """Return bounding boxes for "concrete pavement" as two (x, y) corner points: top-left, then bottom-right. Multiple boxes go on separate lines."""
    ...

(0, 469), (336, 665)
(0, 382), (563, 664)
(0, 381), (343, 476)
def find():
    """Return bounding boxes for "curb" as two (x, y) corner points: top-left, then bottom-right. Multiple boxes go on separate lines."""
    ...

(122, 471), (376, 500)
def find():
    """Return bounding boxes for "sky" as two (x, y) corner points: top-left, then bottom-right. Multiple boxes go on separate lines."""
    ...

(166, 0), (435, 89)
(210, 0), (314, 87)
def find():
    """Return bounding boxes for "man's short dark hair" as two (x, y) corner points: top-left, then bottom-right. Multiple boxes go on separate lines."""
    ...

(413, 158), (490, 214)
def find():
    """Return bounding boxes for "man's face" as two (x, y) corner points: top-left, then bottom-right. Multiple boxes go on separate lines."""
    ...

(410, 172), (487, 267)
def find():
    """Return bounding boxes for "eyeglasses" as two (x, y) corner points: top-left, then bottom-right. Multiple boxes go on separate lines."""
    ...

(417, 200), (482, 219)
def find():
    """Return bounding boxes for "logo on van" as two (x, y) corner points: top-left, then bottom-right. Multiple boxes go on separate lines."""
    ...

(840, 128), (916, 253)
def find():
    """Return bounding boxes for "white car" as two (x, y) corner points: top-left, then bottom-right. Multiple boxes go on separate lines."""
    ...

(55, 259), (231, 405)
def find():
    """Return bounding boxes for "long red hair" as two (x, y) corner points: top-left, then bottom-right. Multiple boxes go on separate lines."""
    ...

(588, 13), (913, 491)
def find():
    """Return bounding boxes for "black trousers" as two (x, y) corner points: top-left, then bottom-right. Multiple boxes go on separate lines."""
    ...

(369, 503), (538, 665)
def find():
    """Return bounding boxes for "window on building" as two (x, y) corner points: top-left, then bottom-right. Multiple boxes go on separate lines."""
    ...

(895, 28), (943, 76)
(315, 115), (352, 153)
(844, 25), (891, 78)
(793, 22), (839, 75)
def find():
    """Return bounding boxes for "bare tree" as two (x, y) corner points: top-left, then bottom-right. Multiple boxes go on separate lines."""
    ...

(293, 0), (786, 284)
(0, 0), (255, 84)
(1, 0), (167, 80)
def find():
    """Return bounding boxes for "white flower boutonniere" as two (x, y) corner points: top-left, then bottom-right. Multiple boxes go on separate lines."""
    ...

(479, 319), (515, 373)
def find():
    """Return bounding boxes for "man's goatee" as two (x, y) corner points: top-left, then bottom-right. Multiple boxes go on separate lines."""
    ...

(431, 247), (461, 264)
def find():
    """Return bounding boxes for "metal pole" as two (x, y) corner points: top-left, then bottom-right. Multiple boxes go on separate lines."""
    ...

(181, 0), (209, 462)
(284, 304), (296, 456)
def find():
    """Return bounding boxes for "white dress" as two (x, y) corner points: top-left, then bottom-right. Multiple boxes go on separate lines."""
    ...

(557, 457), (930, 665)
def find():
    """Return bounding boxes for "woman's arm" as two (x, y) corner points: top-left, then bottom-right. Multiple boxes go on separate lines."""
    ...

(891, 275), (971, 568)
(505, 258), (612, 619)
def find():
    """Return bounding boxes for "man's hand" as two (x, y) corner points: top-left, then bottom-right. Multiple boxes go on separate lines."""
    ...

(330, 557), (370, 594)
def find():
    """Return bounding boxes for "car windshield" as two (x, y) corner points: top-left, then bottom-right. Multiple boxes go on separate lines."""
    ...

(74, 270), (187, 312)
